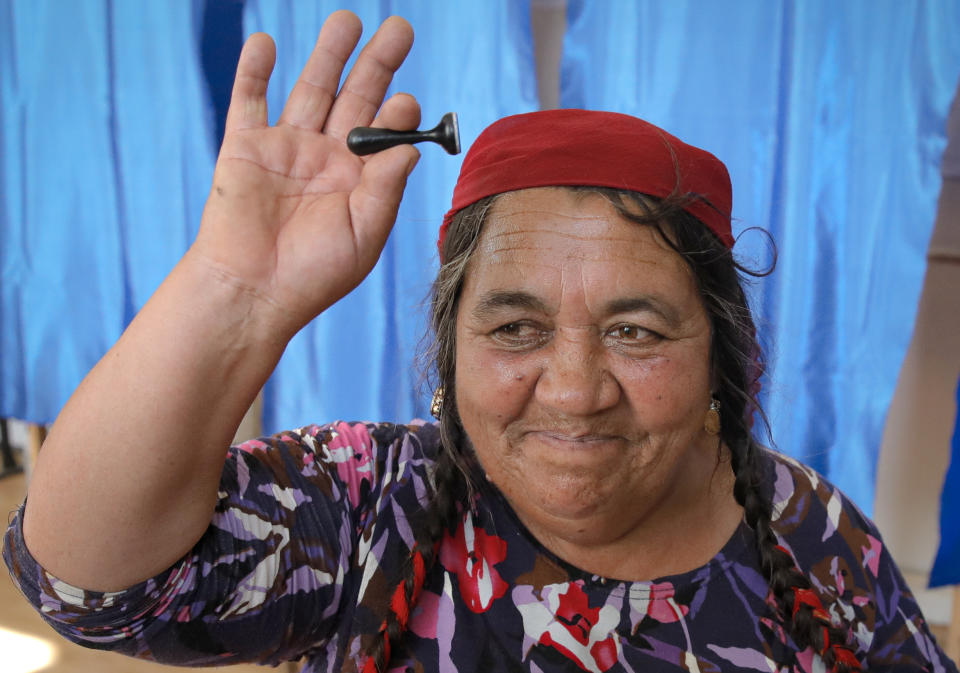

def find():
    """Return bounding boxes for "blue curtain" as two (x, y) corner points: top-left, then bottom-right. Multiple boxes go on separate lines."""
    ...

(244, 1), (538, 432)
(0, 0), (215, 423)
(7, 0), (955, 521)
(0, 1), (534, 432)
(561, 0), (960, 512)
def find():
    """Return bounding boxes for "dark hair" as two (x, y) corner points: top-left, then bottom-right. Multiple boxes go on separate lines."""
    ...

(365, 187), (861, 673)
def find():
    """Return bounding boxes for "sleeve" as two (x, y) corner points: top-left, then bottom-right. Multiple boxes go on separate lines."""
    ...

(771, 453), (958, 672)
(2, 420), (439, 667)
(858, 528), (958, 673)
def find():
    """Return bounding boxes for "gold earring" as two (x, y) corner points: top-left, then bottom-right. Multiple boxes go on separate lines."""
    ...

(704, 398), (721, 435)
(430, 387), (444, 419)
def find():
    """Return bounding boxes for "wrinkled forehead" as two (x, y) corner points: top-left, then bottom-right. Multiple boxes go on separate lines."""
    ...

(463, 188), (695, 299)
(478, 188), (676, 257)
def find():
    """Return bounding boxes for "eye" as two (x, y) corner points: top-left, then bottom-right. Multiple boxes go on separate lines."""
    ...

(606, 323), (661, 345)
(490, 321), (548, 347)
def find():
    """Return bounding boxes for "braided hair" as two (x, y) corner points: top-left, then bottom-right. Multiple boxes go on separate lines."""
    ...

(361, 197), (492, 673)
(363, 188), (862, 672)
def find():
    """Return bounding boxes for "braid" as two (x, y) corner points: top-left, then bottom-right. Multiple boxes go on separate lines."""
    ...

(363, 436), (471, 672)
(730, 441), (861, 672)
(364, 198), (491, 672)
(590, 187), (863, 671)
(593, 187), (862, 671)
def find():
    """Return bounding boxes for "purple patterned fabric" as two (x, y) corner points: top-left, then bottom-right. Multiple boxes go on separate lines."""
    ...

(4, 420), (956, 671)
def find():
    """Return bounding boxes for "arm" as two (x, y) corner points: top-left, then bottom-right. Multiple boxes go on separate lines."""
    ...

(20, 10), (421, 592)
(6, 422), (441, 666)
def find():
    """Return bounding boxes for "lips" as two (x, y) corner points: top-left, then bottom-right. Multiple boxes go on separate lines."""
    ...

(521, 431), (628, 463)
(536, 432), (618, 443)
(525, 429), (625, 447)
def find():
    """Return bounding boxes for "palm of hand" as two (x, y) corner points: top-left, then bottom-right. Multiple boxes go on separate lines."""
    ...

(200, 125), (367, 320)
(190, 12), (419, 336)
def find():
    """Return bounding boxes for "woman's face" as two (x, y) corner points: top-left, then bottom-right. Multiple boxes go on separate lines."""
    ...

(455, 187), (718, 557)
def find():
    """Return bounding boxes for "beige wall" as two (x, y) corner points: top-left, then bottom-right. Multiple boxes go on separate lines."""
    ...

(531, 0), (565, 110)
(874, 79), (960, 626)
(874, 179), (960, 626)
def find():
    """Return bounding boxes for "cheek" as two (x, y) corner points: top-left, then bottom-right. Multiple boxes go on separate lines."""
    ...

(455, 347), (536, 424)
(615, 354), (711, 420)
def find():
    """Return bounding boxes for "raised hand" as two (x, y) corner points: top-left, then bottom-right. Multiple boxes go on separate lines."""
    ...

(190, 10), (421, 338)
(21, 12), (421, 592)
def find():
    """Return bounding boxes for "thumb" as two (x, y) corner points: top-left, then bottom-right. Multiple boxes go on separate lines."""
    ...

(348, 144), (420, 264)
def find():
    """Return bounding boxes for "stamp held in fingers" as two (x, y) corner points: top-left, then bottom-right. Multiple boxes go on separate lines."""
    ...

(347, 112), (461, 156)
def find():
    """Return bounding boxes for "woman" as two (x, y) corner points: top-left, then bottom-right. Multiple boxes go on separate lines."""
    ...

(4, 11), (954, 673)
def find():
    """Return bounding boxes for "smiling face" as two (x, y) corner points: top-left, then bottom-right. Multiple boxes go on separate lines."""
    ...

(454, 187), (729, 574)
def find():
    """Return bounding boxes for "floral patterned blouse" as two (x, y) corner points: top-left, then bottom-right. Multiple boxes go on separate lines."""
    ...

(4, 420), (957, 672)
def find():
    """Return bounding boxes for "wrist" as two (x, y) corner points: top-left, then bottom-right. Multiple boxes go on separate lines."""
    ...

(177, 246), (303, 348)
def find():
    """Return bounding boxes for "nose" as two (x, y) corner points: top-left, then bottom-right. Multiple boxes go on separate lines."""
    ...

(534, 331), (620, 416)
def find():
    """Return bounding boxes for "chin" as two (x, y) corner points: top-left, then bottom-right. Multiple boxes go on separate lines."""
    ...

(513, 478), (615, 521)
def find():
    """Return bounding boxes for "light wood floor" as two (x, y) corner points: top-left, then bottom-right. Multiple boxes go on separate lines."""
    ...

(1, 471), (298, 673)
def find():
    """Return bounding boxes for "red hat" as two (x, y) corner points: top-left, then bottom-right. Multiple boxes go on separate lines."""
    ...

(438, 109), (733, 259)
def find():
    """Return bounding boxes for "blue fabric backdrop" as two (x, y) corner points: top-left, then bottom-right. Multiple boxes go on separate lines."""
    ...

(0, 1), (535, 431)
(0, 0), (215, 423)
(3, 1), (959, 528)
(561, 0), (960, 513)
(242, 1), (538, 432)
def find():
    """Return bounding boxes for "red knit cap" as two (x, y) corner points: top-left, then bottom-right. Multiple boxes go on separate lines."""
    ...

(438, 109), (733, 259)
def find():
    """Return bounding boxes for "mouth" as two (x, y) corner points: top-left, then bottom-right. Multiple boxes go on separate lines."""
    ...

(538, 431), (614, 441)
(526, 430), (624, 448)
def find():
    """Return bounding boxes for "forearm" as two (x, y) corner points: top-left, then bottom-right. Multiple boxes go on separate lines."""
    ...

(22, 251), (292, 591)
(20, 9), (418, 594)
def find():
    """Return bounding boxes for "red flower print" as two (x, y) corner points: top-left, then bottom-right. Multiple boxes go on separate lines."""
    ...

(440, 513), (508, 613)
(538, 581), (619, 673)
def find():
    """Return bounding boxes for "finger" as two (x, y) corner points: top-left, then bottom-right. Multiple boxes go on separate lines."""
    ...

(348, 144), (420, 265)
(324, 16), (414, 141)
(370, 92), (421, 131)
(224, 33), (277, 134)
(277, 10), (362, 131)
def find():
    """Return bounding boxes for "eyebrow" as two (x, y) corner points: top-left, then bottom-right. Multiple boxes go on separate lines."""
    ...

(603, 296), (681, 327)
(470, 290), (682, 327)
(470, 290), (550, 320)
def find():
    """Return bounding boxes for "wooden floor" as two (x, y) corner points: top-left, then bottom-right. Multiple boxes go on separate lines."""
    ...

(1, 471), (297, 673)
